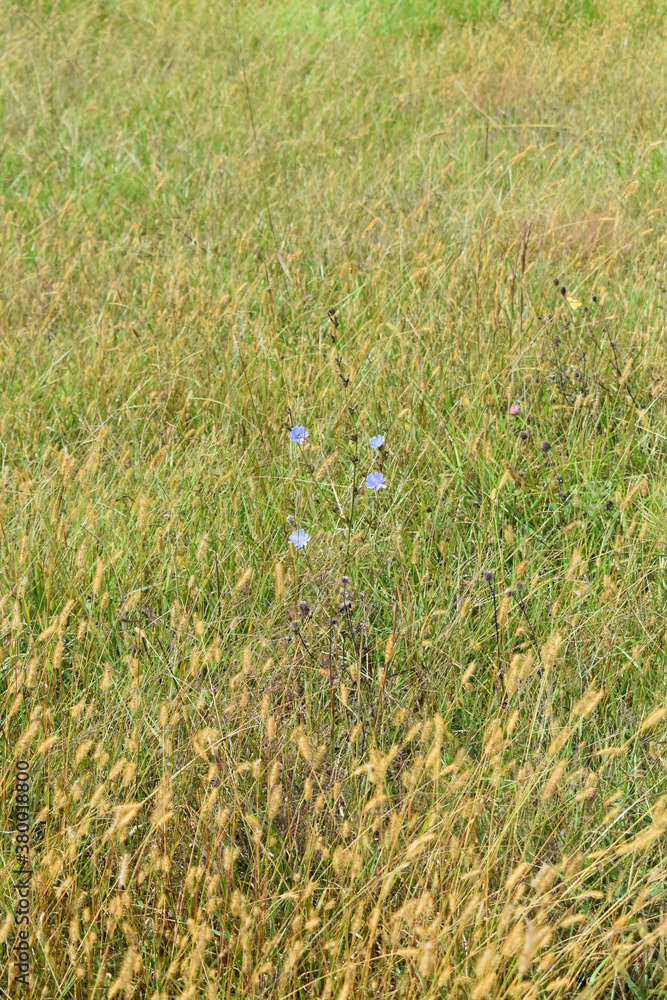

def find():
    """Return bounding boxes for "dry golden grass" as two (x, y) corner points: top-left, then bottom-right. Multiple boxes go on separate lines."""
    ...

(2, 0), (667, 996)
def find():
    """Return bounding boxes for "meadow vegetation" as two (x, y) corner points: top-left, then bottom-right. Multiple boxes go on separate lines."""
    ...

(2, 0), (667, 996)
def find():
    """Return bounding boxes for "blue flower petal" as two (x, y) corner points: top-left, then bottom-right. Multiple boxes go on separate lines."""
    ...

(289, 528), (310, 549)
(289, 425), (308, 444)
(365, 472), (387, 491)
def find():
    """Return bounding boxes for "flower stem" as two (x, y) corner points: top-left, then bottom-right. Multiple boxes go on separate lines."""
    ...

(345, 459), (357, 569)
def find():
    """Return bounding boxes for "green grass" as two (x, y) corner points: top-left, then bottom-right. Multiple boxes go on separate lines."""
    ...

(2, 0), (667, 996)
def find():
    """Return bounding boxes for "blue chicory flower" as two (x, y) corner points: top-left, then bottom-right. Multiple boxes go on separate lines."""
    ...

(289, 425), (308, 444)
(369, 434), (385, 450)
(289, 528), (310, 549)
(365, 471), (387, 491)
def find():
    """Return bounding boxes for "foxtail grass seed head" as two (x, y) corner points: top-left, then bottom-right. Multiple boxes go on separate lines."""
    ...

(235, 566), (252, 591)
(540, 632), (561, 671)
(25, 657), (38, 689)
(92, 557), (105, 595)
(137, 494), (149, 531)
(419, 940), (436, 977)
(640, 706), (667, 732)
(570, 686), (605, 720)
(101, 662), (113, 691)
(195, 533), (208, 561)
(0, 913), (13, 946)
(274, 561), (284, 599)
(541, 760), (567, 802)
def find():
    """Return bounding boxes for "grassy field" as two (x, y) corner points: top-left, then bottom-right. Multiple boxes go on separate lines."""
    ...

(2, 0), (667, 996)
